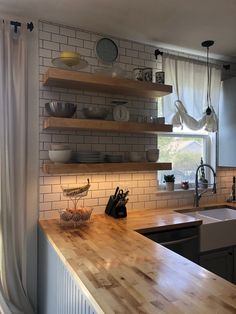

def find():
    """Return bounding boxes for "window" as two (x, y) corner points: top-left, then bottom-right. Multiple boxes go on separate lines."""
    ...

(158, 127), (211, 187)
(157, 54), (220, 190)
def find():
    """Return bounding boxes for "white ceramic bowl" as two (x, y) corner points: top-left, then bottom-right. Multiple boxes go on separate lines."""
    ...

(146, 149), (159, 162)
(83, 107), (109, 119)
(49, 150), (72, 163)
(129, 152), (143, 162)
(51, 144), (70, 150)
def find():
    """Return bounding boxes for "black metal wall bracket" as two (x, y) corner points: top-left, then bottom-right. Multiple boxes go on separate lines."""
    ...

(154, 49), (163, 60)
(10, 21), (34, 33)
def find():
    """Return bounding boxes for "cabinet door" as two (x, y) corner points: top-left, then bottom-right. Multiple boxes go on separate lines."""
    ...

(142, 226), (199, 264)
(200, 248), (233, 282)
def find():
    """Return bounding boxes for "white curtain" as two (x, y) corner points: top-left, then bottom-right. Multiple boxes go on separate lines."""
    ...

(163, 55), (221, 132)
(0, 21), (34, 313)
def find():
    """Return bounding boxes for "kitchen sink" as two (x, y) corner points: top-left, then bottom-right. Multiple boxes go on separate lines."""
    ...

(182, 211), (220, 224)
(197, 207), (236, 220)
(176, 206), (236, 252)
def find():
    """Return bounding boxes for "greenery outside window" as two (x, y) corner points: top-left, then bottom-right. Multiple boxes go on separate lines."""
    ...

(158, 127), (214, 189)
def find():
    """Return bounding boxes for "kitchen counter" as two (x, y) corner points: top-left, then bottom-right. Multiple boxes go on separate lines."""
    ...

(39, 206), (236, 313)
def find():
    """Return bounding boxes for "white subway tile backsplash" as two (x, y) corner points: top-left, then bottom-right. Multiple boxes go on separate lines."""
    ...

(68, 37), (83, 47)
(52, 134), (69, 142)
(39, 20), (232, 217)
(120, 55), (132, 64)
(126, 49), (138, 58)
(44, 193), (61, 202)
(76, 31), (91, 41)
(83, 41), (94, 50)
(43, 23), (59, 34)
(52, 201), (68, 210)
(76, 47), (91, 57)
(43, 40), (60, 51)
(60, 44), (76, 52)
(120, 40), (132, 49)
(40, 31), (51, 41)
(40, 202), (52, 211)
(40, 185), (52, 194)
(52, 34), (67, 44)
(60, 27), (76, 37)
(61, 176), (77, 184)
(132, 58), (145, 66)
(44, 176), (61, 185)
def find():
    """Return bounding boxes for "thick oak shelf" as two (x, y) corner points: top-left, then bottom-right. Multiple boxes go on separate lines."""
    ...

(42, 162), (172, 174)
(43, 117), (173, 134)
(43, 68), (172, 98)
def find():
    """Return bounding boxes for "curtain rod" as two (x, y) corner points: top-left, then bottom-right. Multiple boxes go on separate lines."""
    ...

(3, 20), (34, 33)
(154, 48), (231, 70)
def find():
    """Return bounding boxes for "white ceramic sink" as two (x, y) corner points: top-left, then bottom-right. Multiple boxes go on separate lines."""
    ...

(184, 211), (220, 224)
(177, 206), (236, 252)
(198, 207), (236, 220)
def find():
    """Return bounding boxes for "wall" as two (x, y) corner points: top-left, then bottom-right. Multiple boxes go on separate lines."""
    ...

(39, 20), (236, 219)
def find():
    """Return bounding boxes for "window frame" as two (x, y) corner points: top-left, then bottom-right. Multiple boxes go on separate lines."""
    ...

(157, 130), (212, 190)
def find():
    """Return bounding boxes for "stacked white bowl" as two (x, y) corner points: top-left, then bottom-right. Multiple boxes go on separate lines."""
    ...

(49, 144), (72, 163)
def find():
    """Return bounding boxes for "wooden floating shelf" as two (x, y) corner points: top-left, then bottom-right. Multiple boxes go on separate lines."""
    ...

(43, 68), (172, 98)
(43, 117), (173, 134)
(42, 162), (172, 174)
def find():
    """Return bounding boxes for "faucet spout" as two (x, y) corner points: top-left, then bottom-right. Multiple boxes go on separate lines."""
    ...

(194, 163), (216, 207)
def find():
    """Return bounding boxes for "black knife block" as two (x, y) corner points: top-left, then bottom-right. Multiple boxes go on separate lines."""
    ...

(105, 195), (127, 219)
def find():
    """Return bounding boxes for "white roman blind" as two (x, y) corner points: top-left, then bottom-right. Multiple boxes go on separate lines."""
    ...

(163, 55), (221, 132)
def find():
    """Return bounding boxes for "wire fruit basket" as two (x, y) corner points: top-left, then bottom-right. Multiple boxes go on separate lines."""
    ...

(59, 179), (93, 227)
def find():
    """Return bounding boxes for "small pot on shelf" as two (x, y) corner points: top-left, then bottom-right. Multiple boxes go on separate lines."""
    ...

(181, 181), (189, 190)
(164, 174), (175, 191)
(166, 182), (174, 191)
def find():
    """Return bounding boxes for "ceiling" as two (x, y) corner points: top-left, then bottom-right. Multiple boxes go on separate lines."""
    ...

(1, 0), (236, 62)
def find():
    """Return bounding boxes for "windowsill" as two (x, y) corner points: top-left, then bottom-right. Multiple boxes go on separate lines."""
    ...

(156, 187), (213, 195)
(156, 188), (195, 195)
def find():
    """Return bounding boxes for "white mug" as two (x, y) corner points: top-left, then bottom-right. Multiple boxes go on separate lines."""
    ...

(133, 68), (143, 81)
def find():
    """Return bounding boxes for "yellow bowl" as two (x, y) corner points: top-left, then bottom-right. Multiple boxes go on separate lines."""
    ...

(59, 51), (81, 66)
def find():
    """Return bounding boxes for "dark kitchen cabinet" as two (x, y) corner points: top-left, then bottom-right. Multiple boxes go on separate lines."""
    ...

(139, 226), (200, 264)
(200, 247), (234, 282)
(234, 247), (236, 284)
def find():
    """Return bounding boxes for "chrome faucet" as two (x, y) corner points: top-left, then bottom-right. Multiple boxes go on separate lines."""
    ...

(194, 163), (216, 207)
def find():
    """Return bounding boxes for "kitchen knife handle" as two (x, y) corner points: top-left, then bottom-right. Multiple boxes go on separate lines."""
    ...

(114, 186), (119, 198)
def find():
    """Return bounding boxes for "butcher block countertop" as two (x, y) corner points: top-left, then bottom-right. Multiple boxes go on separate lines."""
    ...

(39, 206), (236, 314)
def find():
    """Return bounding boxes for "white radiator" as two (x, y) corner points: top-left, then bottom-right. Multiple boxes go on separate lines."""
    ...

(38, 227), (103, 314)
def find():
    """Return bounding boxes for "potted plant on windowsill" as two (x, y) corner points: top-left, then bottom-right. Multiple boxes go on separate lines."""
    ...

(199, 157), (208, 189)
(164, 174), (175, 191)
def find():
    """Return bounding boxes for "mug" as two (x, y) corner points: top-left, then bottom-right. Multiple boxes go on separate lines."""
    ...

(142, 68), (153, 82)
(129, 152), (144, 162)
(155, 71), (165, 84)
(133, 68), (143, 81)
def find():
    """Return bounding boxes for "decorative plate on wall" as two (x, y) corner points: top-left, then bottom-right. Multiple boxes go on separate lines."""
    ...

(96, 38), (118, 63)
